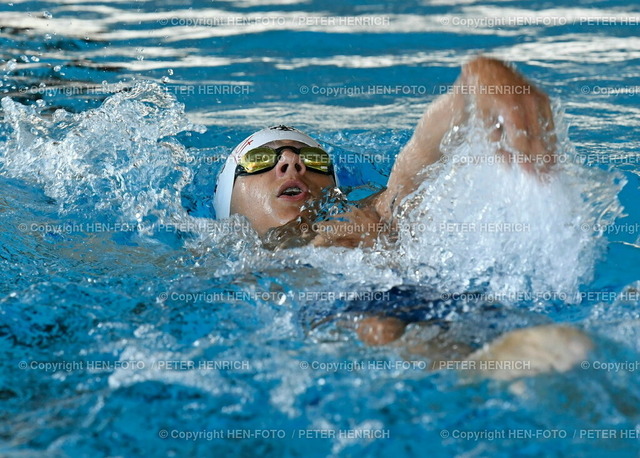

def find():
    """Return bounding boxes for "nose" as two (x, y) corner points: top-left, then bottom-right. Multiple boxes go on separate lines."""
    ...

(275, 149), (306, 178)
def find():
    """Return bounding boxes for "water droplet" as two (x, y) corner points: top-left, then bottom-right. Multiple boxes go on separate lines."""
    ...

(44, 33), (52, 41)
(42, 11), (52, 19)
(167, 69), (173, 76)
(53, 65), (62, 72)
(161, 76), (170, 83)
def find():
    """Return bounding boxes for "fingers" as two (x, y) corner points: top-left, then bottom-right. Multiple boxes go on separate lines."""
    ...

(510, 90), (557, 173)
(460, 56), (558, 174)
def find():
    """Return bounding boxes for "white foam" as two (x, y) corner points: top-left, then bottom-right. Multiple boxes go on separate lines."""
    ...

(0, 82), (204, 228)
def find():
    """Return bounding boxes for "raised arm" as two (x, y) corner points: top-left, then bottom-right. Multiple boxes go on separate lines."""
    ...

(374, 56), (557, 221)
(267, 57), (558, 250)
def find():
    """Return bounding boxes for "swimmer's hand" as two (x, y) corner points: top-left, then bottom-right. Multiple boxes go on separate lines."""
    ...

(375, 56), (557, 220)
(458, 57), (557, 174)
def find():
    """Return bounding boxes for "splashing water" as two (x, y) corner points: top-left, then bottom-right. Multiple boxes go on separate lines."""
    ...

(0, 39), (635, 458)
(389, 106), (625, 303)
(0, 82), (205, 233)
(0, 82), (625, 311)
(1, 83), (624, 398)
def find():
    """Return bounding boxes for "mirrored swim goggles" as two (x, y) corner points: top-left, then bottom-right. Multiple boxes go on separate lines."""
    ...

(234, 145), (334, 180)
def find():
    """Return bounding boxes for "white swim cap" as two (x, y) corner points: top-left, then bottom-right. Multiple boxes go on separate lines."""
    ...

(213, 125), (338, 219)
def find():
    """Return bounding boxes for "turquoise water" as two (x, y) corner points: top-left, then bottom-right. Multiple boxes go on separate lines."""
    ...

(1, 1), (639, 456)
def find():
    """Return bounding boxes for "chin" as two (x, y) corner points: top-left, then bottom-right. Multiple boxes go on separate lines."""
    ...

(280, 209), (302, 223)
(273, 208), (302, 225)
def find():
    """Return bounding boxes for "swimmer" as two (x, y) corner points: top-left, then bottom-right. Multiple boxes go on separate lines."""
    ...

(213, 56), (591, 379)
(214, 56), (557, 249)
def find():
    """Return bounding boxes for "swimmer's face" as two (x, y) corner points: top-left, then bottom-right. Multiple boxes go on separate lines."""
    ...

(230, 140), (336, 235)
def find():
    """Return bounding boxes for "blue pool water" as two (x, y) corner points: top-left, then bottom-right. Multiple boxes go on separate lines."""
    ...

(1, 1), (639, 456)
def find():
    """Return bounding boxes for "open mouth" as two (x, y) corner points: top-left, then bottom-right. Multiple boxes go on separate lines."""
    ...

(279, 186), (303, 197)
(277, 181), (309, 201)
